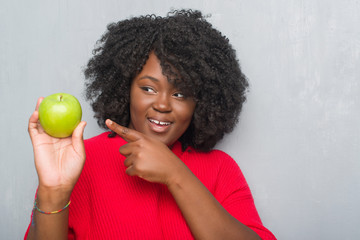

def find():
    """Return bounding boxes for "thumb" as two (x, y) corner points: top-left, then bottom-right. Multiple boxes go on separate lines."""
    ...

(72, 121), (87, 153)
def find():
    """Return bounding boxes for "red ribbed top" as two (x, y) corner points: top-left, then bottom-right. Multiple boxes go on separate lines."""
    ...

(25, 132), (276, 239)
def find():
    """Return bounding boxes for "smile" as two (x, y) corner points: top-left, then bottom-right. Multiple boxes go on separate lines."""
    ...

(148, 118), (172, 126)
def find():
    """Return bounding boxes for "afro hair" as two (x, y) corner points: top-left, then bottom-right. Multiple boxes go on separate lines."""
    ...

(84, 9), (249, 152)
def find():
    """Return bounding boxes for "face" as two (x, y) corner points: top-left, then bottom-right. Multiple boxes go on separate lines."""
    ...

(128, 52), (196, 146)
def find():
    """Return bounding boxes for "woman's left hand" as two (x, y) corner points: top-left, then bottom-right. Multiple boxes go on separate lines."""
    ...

(106, 118), (261, 240)
(105, 119), (187, 185)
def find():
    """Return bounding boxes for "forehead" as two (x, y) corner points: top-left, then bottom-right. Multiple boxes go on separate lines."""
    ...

(139, 53), (163, 76)
(133, 53), (168, 85)
(135, 53), (183, 82)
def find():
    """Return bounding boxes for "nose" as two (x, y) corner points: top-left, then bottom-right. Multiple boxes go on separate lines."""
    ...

(153, 93), (172, 113)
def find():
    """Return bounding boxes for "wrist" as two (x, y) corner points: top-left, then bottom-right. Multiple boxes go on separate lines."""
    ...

(165, 163), (193, 191)
(36, 185), (72, 212)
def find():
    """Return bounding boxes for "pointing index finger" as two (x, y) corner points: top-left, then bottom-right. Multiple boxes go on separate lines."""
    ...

(105, 119), (141, 142)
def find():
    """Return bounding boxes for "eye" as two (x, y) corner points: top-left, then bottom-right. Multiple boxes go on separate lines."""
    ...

(173, 92), (185, 98)
(140, 86), (156, 93)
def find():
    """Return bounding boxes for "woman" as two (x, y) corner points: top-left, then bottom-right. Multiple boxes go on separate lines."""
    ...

(25, 9), (276, 239)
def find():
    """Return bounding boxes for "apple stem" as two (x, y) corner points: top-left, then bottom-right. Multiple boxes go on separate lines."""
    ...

(59, 95), (63, 101)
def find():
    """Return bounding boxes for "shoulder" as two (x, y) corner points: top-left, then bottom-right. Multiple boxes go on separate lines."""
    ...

(182, 147), (243, 183)
(185, 147), (238, 169)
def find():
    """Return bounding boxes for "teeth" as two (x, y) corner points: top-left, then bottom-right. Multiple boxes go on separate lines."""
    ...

(160, 121), (171, 126)
(149, 119), (171, 126)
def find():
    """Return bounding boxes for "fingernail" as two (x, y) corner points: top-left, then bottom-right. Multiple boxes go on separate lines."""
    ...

(107, 119), (113, 125)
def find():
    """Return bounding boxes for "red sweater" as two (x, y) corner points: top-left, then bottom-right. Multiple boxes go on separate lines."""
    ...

(25, 132), (276, 239)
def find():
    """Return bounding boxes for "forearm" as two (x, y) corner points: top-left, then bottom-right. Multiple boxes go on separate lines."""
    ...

(26, 187), (70, 240)
(167, 165), (261, 240)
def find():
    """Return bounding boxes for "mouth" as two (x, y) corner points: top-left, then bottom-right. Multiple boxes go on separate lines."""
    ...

(148, 118), (172, 133)
(148, 118), (172, 126)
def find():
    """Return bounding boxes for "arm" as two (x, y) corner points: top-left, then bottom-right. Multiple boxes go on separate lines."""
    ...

(106, 120), (260, 240)
(26, 98), (86, 240)
(166, 164), (261, 240)
(26, 188), (71, 240)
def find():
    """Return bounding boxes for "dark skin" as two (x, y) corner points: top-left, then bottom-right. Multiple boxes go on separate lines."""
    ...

(26, 53), (260, 240)
(106, 119), (260, 240)
(26, 97), (86, 240)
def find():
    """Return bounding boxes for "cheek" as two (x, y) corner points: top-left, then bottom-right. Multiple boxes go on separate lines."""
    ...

(129, 92), (147, 128)
(176, 103), (196, 124)
(130, 91), (149, 113)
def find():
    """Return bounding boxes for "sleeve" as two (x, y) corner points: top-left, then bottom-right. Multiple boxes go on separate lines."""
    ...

(23, 190), (37, 240)
(213, 151), (276, 240)
(24, 217), (31, 240)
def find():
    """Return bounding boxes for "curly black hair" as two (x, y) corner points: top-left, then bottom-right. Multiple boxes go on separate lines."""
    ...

(84, 9), (249, 152)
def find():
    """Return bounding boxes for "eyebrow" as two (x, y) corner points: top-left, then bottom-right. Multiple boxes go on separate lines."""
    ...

(138, 75), (159, 82)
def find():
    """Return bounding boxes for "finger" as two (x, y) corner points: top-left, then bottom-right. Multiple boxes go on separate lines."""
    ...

(72, 121), (87, 153)
(119, 144), (133, 157)
(105, 119), (142, 143)
(72, 121), (87, 140)
(29, 109), (39, 125)
(35, 97), (44, 111)
(29, 97), (43, 126)
(123, 157), (132, 168)
(28, 97), (44, 137)
(28, 110), (40, 137)
(125, 165), (136, 176)
(71, 121), (87, 147)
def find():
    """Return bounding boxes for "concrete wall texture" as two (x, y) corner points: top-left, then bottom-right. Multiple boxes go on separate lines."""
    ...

(1, 0), (359, 239)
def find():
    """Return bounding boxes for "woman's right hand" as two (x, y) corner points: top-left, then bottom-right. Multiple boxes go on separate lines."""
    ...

(28, 97), (87, 195)
(26, 97), (86, 239)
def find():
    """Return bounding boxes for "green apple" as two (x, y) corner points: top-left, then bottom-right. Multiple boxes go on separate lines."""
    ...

(38, 93), (82, 138)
